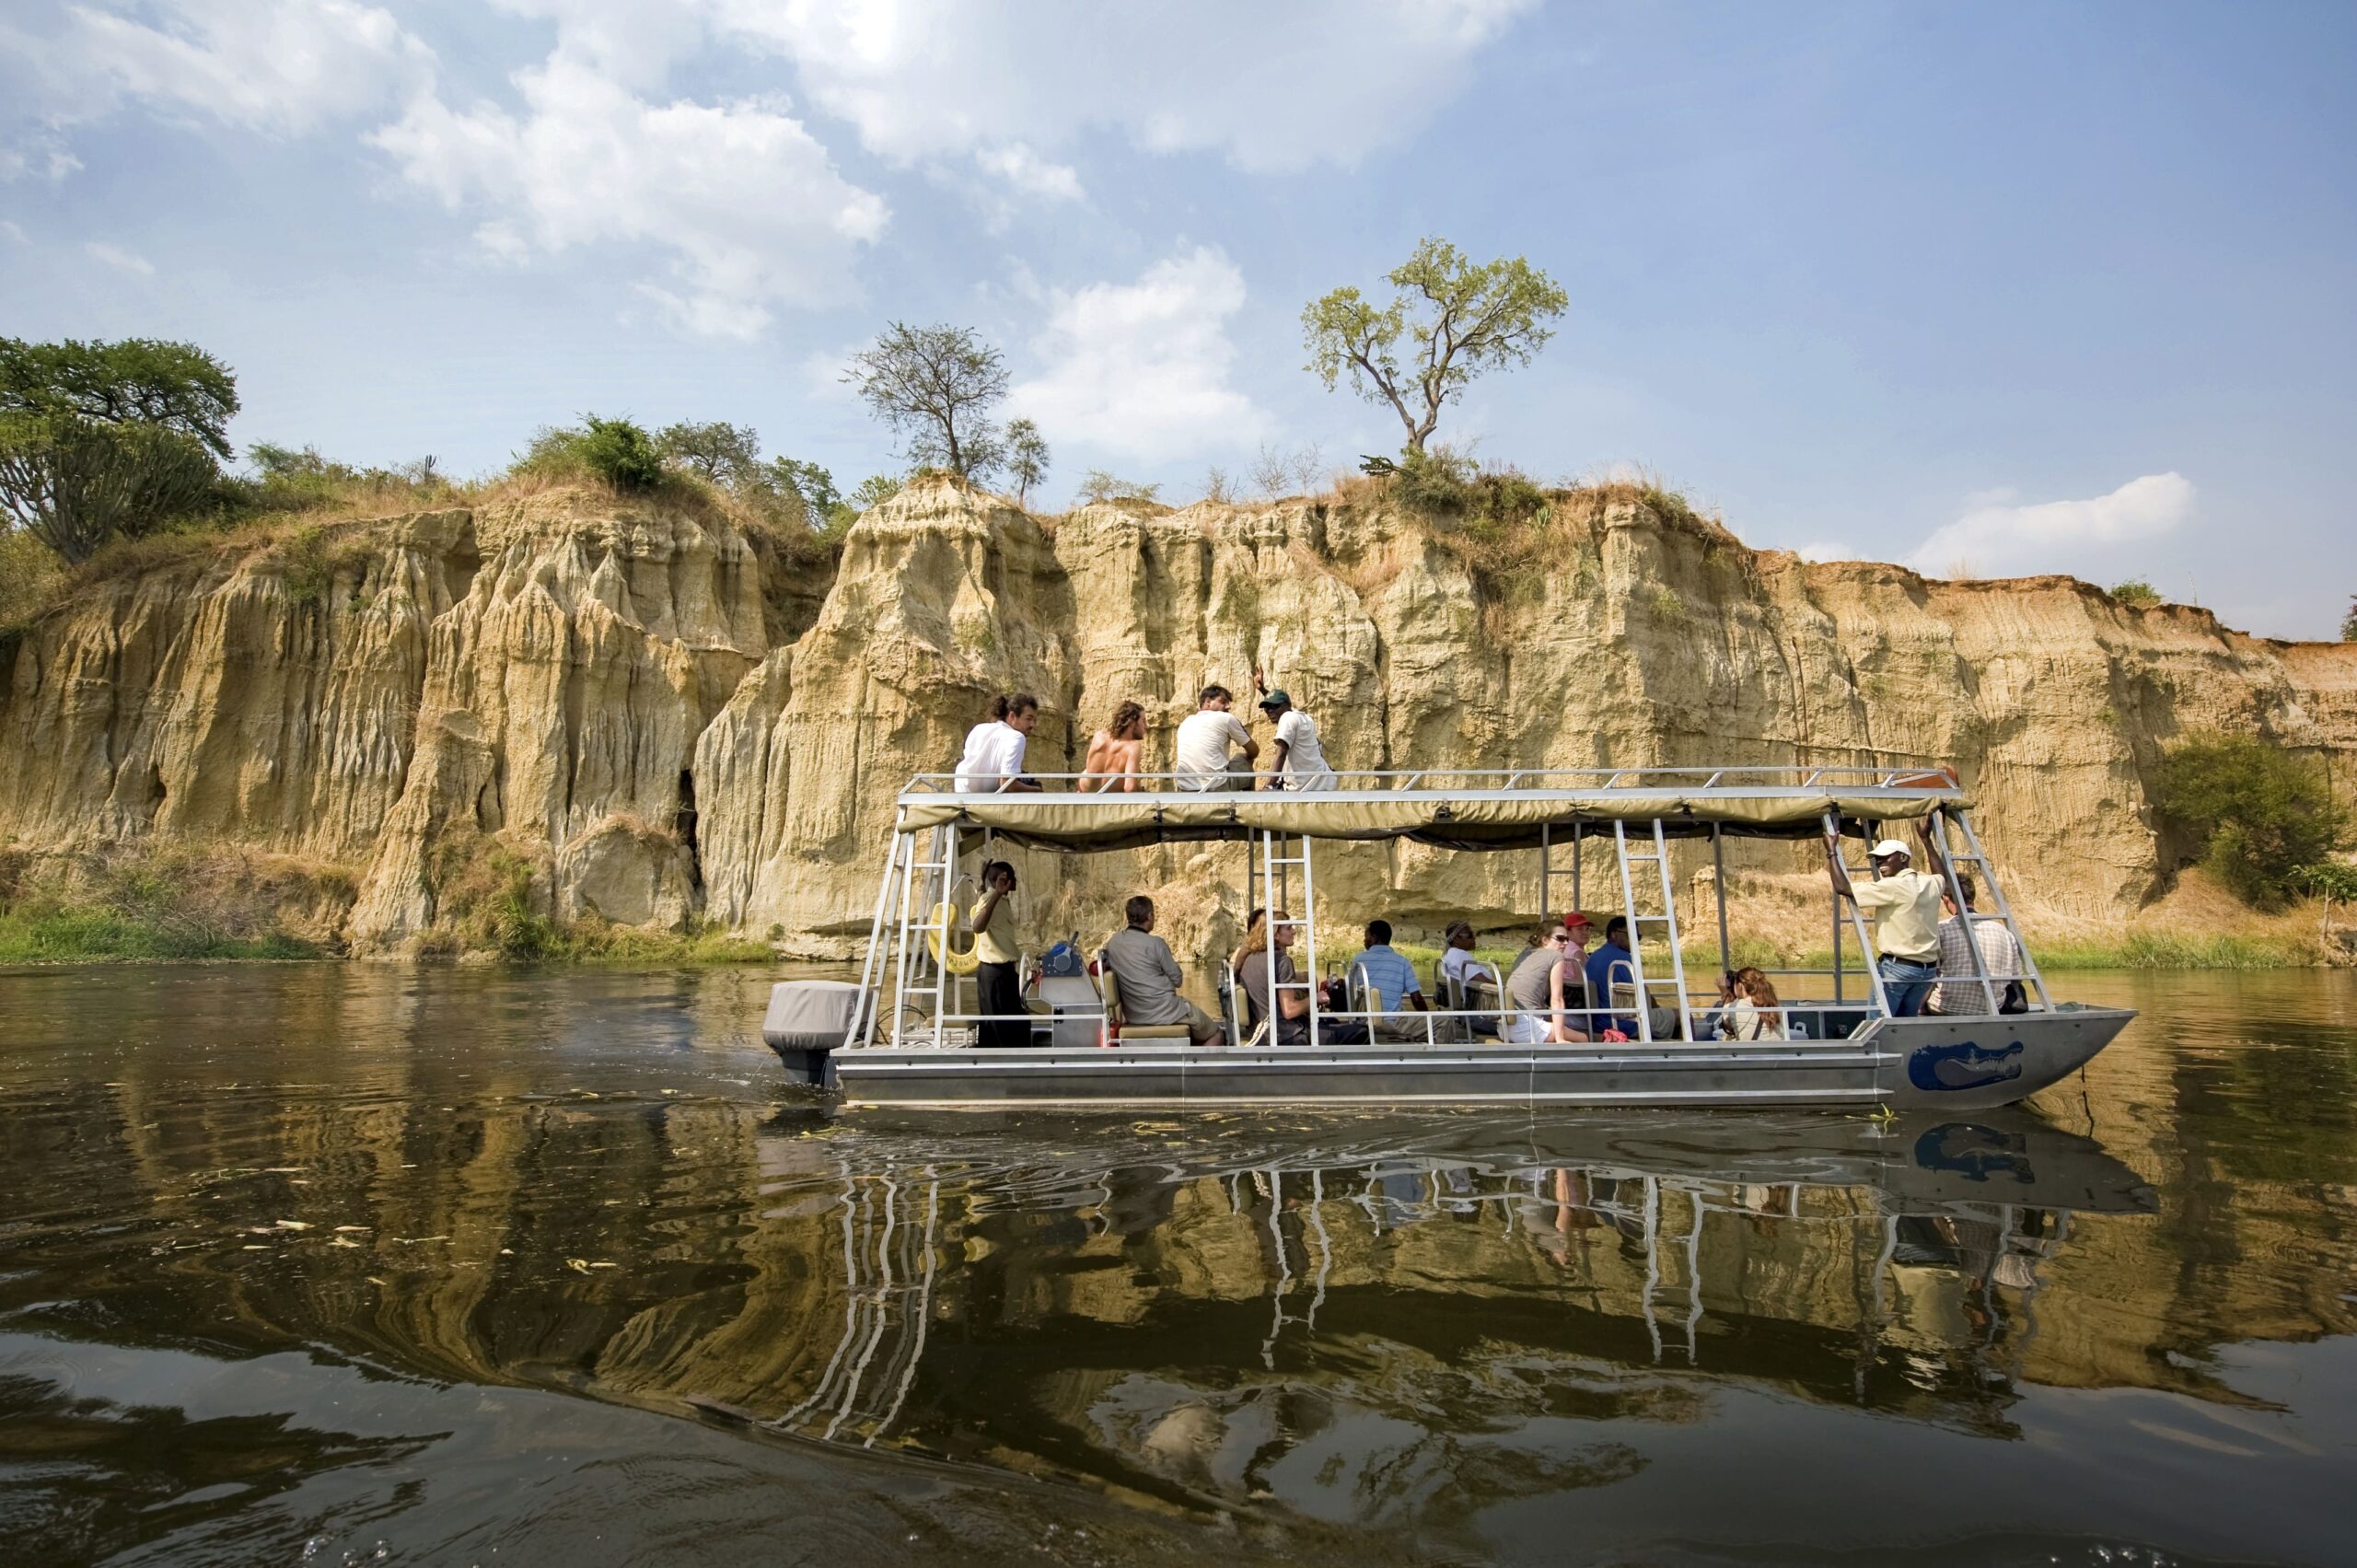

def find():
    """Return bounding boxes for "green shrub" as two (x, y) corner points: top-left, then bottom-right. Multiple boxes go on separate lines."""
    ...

(1390, 446), (1549, 534)
(515, 414), (665, 493)
(1075, 470), (1160, 505)
(2109, 579), (2164, 610)
(848, 473), (903, 512)
(234, 444), (452, 517)
(2153, 735), (2349, 908)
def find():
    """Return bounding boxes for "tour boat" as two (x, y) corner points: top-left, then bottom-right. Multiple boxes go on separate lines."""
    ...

(761, 765), (2133, 1111)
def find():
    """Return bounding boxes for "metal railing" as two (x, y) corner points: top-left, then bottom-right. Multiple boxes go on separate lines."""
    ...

(905, 762), (1962, 797)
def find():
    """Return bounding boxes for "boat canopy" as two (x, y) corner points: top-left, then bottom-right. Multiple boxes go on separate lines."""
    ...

(895, 765), (1967, 852)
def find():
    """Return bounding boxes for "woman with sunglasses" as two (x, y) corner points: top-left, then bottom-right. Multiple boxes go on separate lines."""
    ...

(1501, 922), (1592, 1043)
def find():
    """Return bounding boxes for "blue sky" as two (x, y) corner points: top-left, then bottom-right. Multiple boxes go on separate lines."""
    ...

(4, 0), (2352, 637)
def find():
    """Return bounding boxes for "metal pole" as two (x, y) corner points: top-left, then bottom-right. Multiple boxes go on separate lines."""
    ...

(1712, 825), (1733, 985)
(1829, 812), (1845, 1006)
(1572, 821), (1583, 912)
(1302, 835), (1322, 1048)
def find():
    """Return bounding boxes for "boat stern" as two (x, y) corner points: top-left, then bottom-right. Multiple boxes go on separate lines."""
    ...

(1875, 1005), (2133, 1110)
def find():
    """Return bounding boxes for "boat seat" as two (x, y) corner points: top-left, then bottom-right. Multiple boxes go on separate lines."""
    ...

(1097, 959), (1191, 1042)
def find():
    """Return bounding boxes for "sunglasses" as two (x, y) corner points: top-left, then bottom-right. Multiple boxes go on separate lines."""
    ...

(1546, 932), (1571, 945)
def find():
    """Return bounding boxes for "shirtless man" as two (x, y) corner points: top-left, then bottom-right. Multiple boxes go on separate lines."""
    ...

(1080, 701), (1146, 792)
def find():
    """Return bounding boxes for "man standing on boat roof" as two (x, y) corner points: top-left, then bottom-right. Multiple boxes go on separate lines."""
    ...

(1254, 677), (1336, 791)
(1824, 824), (1946, 1017)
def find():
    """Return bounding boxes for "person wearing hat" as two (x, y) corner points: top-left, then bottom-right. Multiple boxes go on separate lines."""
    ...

(1824, 823), (1948, 1016)
(1253, 677), (1336, 791)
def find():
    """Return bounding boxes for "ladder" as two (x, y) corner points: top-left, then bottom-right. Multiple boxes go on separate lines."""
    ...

(1538, 821), (1585, 921)
(1821, 809), (1895, 1023)
(1253, 830), (1320, 1045)
(1929, 807), (2052, 1011)
(1610, 819), (1690, 1041)
(887, 823), (958, 1048)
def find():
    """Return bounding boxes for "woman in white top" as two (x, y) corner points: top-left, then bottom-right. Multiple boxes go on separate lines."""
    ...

(1714, 966), (1788, 1041)
(953, 693), (1042, 793)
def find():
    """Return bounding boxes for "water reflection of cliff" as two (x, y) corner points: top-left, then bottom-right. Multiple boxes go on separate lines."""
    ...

(4, 966), (2353, 1529)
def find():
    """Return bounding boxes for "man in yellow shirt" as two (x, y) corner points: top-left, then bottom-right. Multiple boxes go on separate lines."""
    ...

(970, 860), (1031, 1049)
(1824, 825), (1947, 1017)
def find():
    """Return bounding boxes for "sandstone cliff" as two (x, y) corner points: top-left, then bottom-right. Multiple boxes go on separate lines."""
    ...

(4, 477), (2351, 959)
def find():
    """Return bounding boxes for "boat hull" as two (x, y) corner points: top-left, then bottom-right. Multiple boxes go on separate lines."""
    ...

(817, 1007), (2131, 1112)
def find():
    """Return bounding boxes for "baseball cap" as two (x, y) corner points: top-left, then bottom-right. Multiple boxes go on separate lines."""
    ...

(1561, 912), (1593, 931)
(1257, 689), (1291, 710)
(1869, 839), (1911, 859)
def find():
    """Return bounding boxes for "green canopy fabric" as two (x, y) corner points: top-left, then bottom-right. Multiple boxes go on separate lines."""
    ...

(894, 785), (1968, 852)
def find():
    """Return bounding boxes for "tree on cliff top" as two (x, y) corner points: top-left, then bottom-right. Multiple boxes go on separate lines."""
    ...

(1004, 418), (1049, 508)
(0, 337), (238, 563)
(1302, 238), (1567, 458)
(656, 421), (761, 485)
(842, 322), (1009, 481)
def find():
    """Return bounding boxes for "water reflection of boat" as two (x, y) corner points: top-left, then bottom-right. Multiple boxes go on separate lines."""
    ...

(744, 1107), (2154, 1504)
(769, 766), (2134, 1111)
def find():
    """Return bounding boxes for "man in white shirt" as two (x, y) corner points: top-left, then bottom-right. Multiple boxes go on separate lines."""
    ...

(953, 693), (1041, 793)
(1824, 826), (1946, 1016)
(1256, 689), (1335, 791)
(1172, 685), (1259, 791)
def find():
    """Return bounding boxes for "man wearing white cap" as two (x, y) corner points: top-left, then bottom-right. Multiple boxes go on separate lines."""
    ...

(1823, 824), (1947, 1017)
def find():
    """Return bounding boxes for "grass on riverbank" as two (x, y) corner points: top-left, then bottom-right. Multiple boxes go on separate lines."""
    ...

(0, 907), (323, 961)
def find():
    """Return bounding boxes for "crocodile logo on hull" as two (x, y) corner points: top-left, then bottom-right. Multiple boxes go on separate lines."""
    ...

(1907, 1039), (2025, 1092)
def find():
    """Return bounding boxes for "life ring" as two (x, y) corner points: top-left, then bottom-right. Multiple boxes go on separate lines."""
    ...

(928, 901), (981, 974)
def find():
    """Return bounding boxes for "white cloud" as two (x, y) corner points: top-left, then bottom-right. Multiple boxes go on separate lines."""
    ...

(0, 127), (82, 182)
(714, 0), (1536, 174)
(1, 219), (29, 243)
(973, 143), (1082, 204)
(1794, 540), (1858, 563)
(84, 239), (154, 274)
(370, 57), (887, 339)
(1008, 247), (1270, 462)
(1908, 472), (2196, 581)
(58, 0), (435, 133)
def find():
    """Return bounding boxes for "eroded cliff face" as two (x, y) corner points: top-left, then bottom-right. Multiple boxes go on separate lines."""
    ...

(4, 478), (2351, 958)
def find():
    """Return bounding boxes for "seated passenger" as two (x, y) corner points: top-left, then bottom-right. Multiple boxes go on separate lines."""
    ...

(1237, 912), (1371, 1046)
(1348, 919), (1431, 1038)
(1228, 907), (1266, 975)
(1715, 967), (1789, 1041)
(1501, 922), (1591, 1044)
(1080, 701), (1146, 793)
(953, 693), (1043, 793)
(1174, 686), (1259, 791)
(1927, 875), (2027, 1015)
(1100, 895), (1223, 1044)
(1437, 920), (1499, 1035)
(1583, 916), (1643, 1037)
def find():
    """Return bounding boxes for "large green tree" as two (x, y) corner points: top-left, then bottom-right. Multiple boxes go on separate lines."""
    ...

(842, 322), (1008, 479)
(1302, 238), (1567, 457)
(0, 338), (238, 563)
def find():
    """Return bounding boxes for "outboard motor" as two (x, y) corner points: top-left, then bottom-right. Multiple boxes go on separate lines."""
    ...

(761, 980), (861, 1087)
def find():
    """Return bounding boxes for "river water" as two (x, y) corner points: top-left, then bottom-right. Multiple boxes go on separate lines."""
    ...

(0, 964), (2351, 1566)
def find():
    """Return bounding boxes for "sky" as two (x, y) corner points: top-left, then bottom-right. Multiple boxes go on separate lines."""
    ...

(3, 0), (2352, 638)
